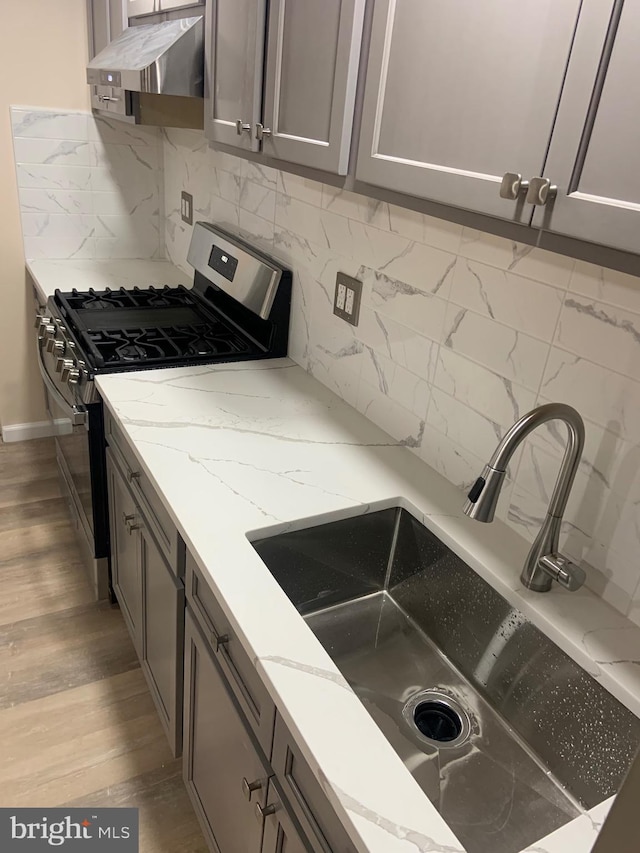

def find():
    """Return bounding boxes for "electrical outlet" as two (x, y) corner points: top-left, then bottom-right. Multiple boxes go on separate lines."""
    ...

(181, 191), (193, 225)
(333, 272), (363, 326)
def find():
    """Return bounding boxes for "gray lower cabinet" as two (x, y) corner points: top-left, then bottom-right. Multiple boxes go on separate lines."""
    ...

(204, 0), (364, 174)
(356, 0), (583, 221)
(261, 779), (309, 853)
(184, 610), (271, 853)
(184, 552), (358, 853)
(531, 0), (640, 253)
(106, 446), (184, 757)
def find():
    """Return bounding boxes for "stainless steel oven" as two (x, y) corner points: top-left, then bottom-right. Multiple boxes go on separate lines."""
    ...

(36, 320), (110, 600)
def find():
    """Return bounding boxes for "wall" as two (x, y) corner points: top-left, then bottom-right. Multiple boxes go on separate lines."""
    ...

(0, 0), (91, 430)
(163, 128), (640, 627)
(11, 108), (163, 261)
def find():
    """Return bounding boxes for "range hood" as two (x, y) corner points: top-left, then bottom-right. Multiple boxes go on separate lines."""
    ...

(86, 16), (204, 128)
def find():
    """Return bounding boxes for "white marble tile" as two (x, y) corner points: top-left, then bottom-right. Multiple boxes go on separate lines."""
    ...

(555, 295), (640, 380)
(208, 146), (244, 177)
(277, 171), (324, 206)
(460, 227), (575, 288)
(427, 387), (512, 470)
(541, 349), (640, 443)
(90, 115), (159, 146)
(450, 258), (564, 341)
(212, 168), (241, 205)
(570, 259), (640, 314)
(24, 225), (96, 260)
(164, 214), (193, 276)
(362, 267), (448, 342)
(418, 424), (485, 490)
(91, 139), (160, 171)
(18, 188), (93, 215)
(322, 185), (391, 230)
(92, 190), (156, 217)
(208, 195), (240, 231)
(442, 303), (549, 390)
(356, 377), (425, 447)
(360, 347), (431, 418)
(238, 209), (275, 251)
(387, 204), (463, 254)
(11, 108), (89, 141)
(16, 164), (92, 191)
(239, 179), (276, 221)
(161, 127), (207, 153)
(433, 347), (536, 426)
(13, 137), (91, 167)
(241, 159), (278, 188)
(357, 306), (439, 381)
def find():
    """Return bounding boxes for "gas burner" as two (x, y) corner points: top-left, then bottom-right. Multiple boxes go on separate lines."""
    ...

(116, 343), (150, 361)
(83, 297), (117, 310)
(187, 338), (219, 356)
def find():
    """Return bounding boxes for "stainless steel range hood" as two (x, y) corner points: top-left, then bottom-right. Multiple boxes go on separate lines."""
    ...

(87, 16), (204, 128)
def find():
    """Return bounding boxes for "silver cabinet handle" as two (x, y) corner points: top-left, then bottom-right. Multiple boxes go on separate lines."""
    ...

(242, 778), (262, 801)
(215, 633), (229, 652)
(525, 177), (557, 206)
(254, 802), (276, 823)
(255, 123), (271, 141)
(499, 172), (529, 200)
(122, 513), (141, 534)
(235, 120), (251, 135)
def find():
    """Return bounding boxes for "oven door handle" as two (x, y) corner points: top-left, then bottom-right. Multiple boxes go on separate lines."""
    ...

(36, 340), (87, 428)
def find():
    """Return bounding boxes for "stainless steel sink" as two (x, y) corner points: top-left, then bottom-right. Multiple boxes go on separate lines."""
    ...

(252, 506), (640, 853)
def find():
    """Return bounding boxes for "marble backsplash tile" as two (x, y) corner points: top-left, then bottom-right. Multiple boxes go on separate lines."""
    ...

(11, 107), (163, 260)
(160, 127), (640, 627)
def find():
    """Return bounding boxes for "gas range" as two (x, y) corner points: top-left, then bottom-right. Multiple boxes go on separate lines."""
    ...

(34, 223), (291, 600)
(37, 223), (291, 404)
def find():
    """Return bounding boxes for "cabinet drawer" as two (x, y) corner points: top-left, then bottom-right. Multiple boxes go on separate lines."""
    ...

(272, 715), (357, 853)
(105, 408), (183, 573)
(186, 549), (275, 756)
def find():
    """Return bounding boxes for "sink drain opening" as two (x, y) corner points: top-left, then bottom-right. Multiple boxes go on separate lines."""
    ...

(402, 689), (472, 749)
(414, 700), (462, 742)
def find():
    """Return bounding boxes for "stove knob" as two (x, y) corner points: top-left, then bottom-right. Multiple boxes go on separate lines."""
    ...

(34, 314), (51, 329)
(56, 357), (73, 375)
(61, 361), (78, 383)
(41, 323), (56, 342)
(46, 336), (64, 354)
(66, 367), (81, 386)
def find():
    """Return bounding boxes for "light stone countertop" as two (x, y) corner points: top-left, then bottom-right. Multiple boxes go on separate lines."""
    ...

(94, 358), (640, 853)
(26, 258), (191, 306)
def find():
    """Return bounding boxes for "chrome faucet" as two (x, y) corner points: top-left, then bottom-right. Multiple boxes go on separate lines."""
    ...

(463, 403), (587, 593)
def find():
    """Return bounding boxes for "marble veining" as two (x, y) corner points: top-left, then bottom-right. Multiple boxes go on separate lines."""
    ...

(89, 358), (640, 853)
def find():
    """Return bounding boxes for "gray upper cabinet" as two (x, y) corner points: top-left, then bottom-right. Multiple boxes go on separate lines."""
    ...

(127, 0), (156, 17)
(356, 0), (582, 221)
(204, 0), (365, 174)
(260, 0), (366, 174)
(88, 0), (128, 58)
(533, 0), (640, 253)
(204, 0), (266, 152)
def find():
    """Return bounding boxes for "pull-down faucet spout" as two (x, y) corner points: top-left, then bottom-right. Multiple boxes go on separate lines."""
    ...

(464, 403), (586, 593)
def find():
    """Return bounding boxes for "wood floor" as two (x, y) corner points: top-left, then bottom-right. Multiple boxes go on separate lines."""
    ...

(0, 437), (208, 852)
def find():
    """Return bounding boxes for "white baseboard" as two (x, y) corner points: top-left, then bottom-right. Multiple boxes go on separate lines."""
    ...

(1, 419), (67, 443)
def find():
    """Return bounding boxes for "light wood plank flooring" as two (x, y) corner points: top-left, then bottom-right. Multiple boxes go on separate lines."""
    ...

(0, 437), (208, 852)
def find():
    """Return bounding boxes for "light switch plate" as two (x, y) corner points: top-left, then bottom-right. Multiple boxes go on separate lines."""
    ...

(333, 272), (362, 326)
(181, 191), (193, 225)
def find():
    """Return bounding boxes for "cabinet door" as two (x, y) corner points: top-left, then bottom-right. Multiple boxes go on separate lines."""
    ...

(356, 0), (582, 220)
(128, 0), (157, 16)
(184, 610), (270, 853)
(107, 453), (142, 655)
(533, 0), (640, 252)
(159, 0), (204, 9)
(140, 525), (184, 757)
(261, 0), (365, 175)
(204, 0), (266, 152)
(261, 779), (309, 853)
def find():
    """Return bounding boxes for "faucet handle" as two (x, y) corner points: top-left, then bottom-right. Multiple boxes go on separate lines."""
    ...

(539, 554), (586, 592)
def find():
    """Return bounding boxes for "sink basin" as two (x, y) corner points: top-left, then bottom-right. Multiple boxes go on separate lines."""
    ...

(252, 506), (640, 853)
